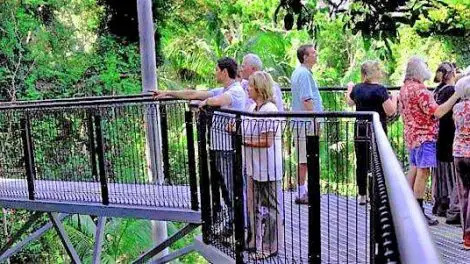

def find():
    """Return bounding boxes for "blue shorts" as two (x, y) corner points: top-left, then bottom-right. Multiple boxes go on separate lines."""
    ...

(409, 141), (437, 168)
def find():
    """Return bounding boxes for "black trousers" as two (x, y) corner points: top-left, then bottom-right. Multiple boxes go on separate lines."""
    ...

(354, 122), (373, 196)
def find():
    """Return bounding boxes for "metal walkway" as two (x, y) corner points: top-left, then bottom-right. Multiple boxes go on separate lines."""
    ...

(425, 205), (470, 264)
(209, 195), (468, 263)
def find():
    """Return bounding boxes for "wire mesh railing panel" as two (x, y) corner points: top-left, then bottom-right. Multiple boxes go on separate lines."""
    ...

(0, 111), (28, 199)
(0, 99), (197, 210)
(199, 109), (377, 263)
(98, 101), (193, 208)
(28, 108), (100, 203)
(282, 89), (408, 168)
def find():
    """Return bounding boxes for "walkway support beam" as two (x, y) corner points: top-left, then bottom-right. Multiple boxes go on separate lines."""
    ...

(136, 0), (168, 260)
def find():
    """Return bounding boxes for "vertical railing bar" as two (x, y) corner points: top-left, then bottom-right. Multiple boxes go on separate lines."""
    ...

(159, 104), (171, 184)
(232, 114), (244, 264)
(20, 112), (36, 201)
(185, 110), (199, 211)
(197, 109), (212, 244)
(87, 111), (98, 182)
(307, 134), (321, 264)
(94, 113), (109, 205)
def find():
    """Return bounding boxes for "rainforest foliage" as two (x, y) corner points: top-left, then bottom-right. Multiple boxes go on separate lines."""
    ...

(0, 0), (469, 263)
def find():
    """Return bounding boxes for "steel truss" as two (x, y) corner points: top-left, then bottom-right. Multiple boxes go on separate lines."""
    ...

(0, 211), (201, 264)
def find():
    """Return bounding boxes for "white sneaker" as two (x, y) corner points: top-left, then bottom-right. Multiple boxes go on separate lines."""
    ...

(358, 195), (367, 205)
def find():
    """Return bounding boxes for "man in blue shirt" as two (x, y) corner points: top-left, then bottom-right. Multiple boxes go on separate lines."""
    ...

(291, 44), (323, 204)
(154, 57), (246, 235)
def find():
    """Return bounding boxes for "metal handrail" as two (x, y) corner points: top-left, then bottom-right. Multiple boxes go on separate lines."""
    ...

(372, 112), (441, 264)
(202, 106), (440, 264)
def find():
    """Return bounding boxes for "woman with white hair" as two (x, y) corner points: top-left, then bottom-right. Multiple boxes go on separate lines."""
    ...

(399, 56), (461, 225)
(453, 75), (470, 249)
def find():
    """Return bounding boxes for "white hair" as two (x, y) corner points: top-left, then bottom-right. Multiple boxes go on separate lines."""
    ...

(463, 65), (470, 76)
(405, 56), (432, 82)
(455, 75), (470, 99)
(243, 53), (263, 71)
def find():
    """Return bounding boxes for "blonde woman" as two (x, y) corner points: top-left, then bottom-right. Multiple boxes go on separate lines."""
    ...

(345, 60), (398, 205)
(243, 71), (284, 260)
(453, 75), (470, 249)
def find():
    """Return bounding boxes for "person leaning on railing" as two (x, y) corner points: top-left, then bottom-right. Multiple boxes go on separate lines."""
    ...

(153, 57), (246, 236)
(431, 62), (461, 224)
(453, 74), (470, 250)
(242, 71), (284, 260)
(399, 56), (461, 226)
(345, 60), (398, 205)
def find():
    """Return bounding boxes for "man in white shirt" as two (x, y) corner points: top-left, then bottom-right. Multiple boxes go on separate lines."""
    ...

(154, 57), (246, 236)
(240, 53), (284, 111)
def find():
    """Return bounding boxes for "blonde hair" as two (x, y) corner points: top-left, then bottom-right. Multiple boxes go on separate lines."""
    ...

(360, 60), (383, 83)
(455, 75), (470, 99)
(248, 71), (274, 103)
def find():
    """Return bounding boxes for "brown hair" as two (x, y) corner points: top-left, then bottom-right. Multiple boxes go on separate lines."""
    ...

(434, 62), (455, 84)
(297, 44), (315, 63)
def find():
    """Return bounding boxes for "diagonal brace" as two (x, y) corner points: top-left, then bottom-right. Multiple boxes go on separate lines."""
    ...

(92, 216), (107, 264)
(49, 212), (82, 264)
(132, 223), (199, 264)
(0, 211), (42, 257)
(0, 213), (67, 262)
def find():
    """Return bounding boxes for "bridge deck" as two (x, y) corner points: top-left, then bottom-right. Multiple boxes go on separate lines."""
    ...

(1, 179), (467, 263)
(211, 194), (469, 263)
(0, 178), (192, 207)
(0, 178), (201, 223)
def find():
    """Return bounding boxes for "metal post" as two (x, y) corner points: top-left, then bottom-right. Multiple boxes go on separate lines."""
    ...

(159, 105), (170, 184)
(185, 110), (199, 211)
(232, 115), (244, 264)
(307, 135), (321, 264)
(94, 114), (109, 205)
(137, 0), (168, 258)
(197, 110), (212, 244)
(20, 113), (36, 200)
(87, 112), (98, 182)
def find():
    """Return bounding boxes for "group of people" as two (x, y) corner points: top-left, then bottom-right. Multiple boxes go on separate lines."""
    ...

(346, 56), (470, 250)
(154, 44), (470, 255)
(154, 45), (321, 259)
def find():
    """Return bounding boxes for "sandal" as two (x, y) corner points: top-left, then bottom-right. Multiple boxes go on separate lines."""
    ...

(250, 250), (278, 260)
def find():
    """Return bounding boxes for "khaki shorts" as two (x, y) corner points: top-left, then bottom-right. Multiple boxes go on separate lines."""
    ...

(293, 121), (321, 164)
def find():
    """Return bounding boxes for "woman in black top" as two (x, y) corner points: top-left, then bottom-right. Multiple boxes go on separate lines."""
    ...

(432, 62), (461, 224)
(345, 60), (398, 205)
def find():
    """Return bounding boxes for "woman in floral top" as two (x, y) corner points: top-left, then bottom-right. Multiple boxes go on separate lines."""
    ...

(453, 75), (470, 250)
(399, 56), (461, 225)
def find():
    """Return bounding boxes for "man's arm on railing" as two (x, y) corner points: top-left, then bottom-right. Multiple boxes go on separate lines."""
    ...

(153, 90), (212, 101)
(199, 94), (231, 108)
